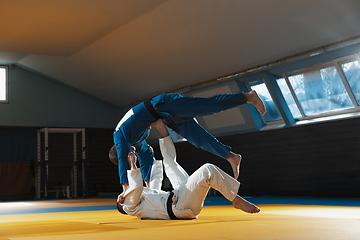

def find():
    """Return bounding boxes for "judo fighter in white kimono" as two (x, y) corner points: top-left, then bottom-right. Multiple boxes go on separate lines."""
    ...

(116, 119), (260, 220)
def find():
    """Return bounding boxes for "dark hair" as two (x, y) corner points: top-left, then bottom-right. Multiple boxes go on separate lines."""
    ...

(117, 202), (127, 215)
(109, 145), (118, 165)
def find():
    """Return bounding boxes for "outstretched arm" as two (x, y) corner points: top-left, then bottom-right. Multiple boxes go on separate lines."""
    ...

(150, 119), (189, 189)
(113, 132), (131, 191)
(117, 149), (143, 207)
(149, 159), (163, 190)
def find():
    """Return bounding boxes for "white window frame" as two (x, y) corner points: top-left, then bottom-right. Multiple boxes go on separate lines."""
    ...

(0, 66), (8, 103)
(333, 54), (360, 109)
(281, 74), (305, 117)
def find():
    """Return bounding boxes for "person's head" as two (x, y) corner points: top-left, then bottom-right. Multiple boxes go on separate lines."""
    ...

(109, 145), (118, 165)
(109, 145), (137, 165)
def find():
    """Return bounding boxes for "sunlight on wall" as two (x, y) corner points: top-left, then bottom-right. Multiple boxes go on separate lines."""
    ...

(0, 68), (6, 101)
(192, 85), (246, 129)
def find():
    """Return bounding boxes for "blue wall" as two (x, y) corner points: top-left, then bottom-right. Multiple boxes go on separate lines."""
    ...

(0, 66), (124, 128)
(2, 42), (359, 130)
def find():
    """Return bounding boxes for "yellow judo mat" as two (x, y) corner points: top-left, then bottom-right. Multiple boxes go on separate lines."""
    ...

(1, 197), (360, 240)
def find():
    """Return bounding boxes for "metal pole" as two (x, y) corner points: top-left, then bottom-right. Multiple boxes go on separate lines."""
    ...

(44, 128), (49, 198)
(81, 128), (87, 197)
(36, 130), (41, 199)
(73, 132), (77, 198)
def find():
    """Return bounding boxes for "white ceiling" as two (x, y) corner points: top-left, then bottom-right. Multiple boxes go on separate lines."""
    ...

(1, 0), (360, 107)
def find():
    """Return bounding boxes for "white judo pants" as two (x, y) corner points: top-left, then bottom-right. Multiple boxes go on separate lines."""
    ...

(151, 135), (240, 216)
(173, 163), (240, 215)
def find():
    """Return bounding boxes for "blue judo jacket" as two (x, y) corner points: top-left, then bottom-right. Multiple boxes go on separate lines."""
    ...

(114, 92), (246, 184)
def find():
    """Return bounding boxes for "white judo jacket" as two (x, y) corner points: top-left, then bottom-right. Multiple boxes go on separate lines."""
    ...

(121, 136), (196, 220)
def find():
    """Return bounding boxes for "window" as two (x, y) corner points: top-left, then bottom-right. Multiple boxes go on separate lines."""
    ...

(340, 58), (360, 105)
(287, 63), (353, 117)
(249, 80), (281, 122)
(275, 54), (360, 120)
(0, 67), (7, 102)
(276, 78), (302, 118)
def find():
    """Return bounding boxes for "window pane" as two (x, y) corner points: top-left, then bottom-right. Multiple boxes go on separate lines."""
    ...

(249, 80), (281, 122)
(276, 78), (302, 118)
(0, 68), (6, 101)
(288, 64), (353, 116)
(341, 59), (360, 105)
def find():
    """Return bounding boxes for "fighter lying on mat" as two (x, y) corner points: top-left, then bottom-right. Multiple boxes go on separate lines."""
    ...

(116, 119), (260, 220)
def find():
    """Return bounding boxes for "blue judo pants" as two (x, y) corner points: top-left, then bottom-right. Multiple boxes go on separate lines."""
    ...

(155, 92), (247, 160)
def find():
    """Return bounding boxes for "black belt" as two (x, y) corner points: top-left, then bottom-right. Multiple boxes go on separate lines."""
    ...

(144, 100), (181, 134)
(166, 191), (179, 220)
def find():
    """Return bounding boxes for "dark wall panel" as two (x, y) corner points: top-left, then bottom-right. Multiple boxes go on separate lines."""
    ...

(169, 117), (360, 198)
(1, 117), (359, 200)
(86, 128), (120, 196)
(0, 128), (37, 200)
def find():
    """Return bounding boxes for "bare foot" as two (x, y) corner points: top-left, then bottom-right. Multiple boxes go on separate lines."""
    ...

(233, 195), (260, 214)
(244, 90), (266, 115)
(227, 152), (241, 180)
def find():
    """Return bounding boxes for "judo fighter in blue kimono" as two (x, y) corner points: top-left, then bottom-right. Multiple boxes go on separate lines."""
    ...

(109, 90), (266, 193)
